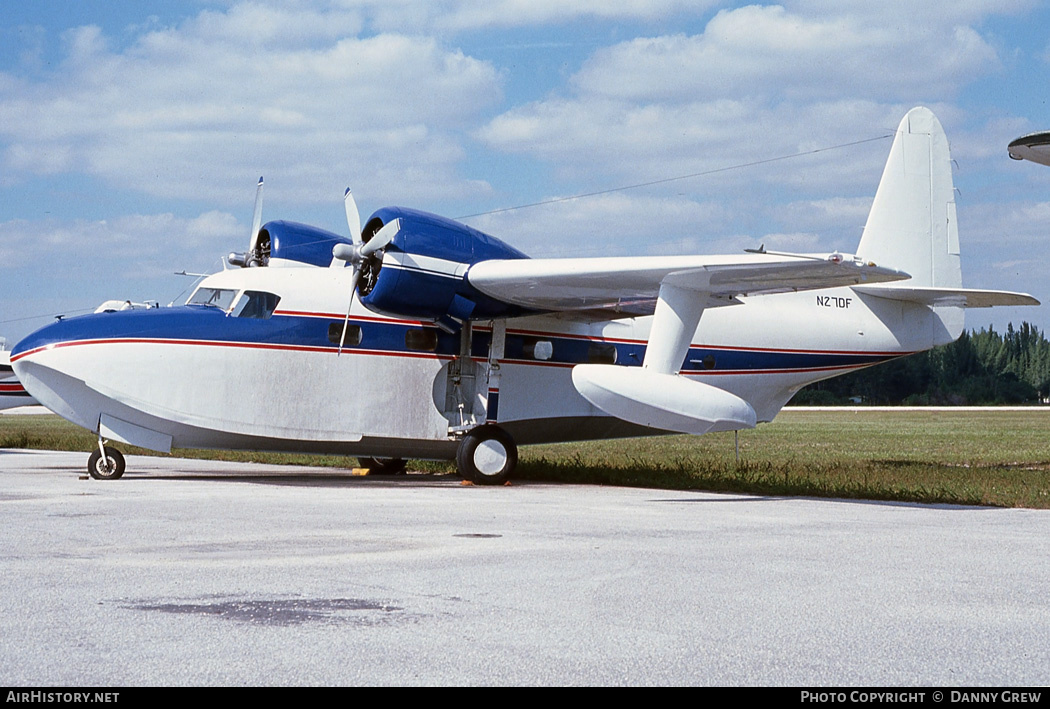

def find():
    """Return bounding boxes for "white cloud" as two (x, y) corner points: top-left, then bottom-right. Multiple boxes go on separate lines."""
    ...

(466, 192), (753, 258)
(477, 2), (1008, 199)
(459, 191), (827, 260)
(333, 0), (712, 32)
(781, 197), (873, 237)
(479, 98), (905, 197)
(952, 199), (1050, 328)
(0, 212), (242, 276)
(463, 188), (878, 263)
(175, 0), (712, 36)
(0, 210), (247, 341)
(961, 200), (1050, 245)
(754, 231), (825, 253)
(785, 0), (1035, 24)
(180, 2), (364, 45)
(429, 0), (707, 31)
(571, 5), (999, 103)
(0, 8), (503, 206)
(950, 113), (1041, 165)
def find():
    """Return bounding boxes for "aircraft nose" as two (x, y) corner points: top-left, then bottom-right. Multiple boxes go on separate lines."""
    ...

(12, 327), (77, 424)
(10, 316), (117, 431)
(11, 316), (80, 360)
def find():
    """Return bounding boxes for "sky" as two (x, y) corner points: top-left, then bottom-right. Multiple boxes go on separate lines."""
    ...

(2, 0), (1049, 347)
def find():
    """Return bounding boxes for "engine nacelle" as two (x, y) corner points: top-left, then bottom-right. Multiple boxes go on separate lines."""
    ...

(359, 207), (532, 322)
(230, 220), (354, 268)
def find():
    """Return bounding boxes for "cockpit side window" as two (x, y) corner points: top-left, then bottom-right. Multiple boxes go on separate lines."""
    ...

(187, 287), (238, 310)
(231, 291), (281, 319)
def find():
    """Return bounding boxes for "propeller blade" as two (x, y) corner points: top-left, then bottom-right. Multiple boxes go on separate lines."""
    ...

(337, 266), (362, 357)
(344, 187), (361, 245)
(360, 218), (400, 258)
(248, 176), (264, 253)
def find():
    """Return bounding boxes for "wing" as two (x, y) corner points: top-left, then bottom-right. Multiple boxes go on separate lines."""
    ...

(1008, 130), (1050, 167)
(469, 250), (906, 439)
(467, 252), (909, 315)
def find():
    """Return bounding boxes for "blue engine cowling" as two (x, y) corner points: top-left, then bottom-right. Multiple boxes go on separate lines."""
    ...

(261, 220), (354, 267)
(358, 207), (532, 321)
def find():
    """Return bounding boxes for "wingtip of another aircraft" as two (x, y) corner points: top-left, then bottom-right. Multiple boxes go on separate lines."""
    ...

(1008, 130), (1050, 166)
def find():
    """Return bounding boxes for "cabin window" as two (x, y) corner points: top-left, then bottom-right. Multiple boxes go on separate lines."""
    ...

(587, 343), (617, 365)
(328, 322), (362, 346)
(405, 329), (438, 352)
(187, 287), (238, 311)
(231, 291), (281, 319)
(523, 338), (553, 361)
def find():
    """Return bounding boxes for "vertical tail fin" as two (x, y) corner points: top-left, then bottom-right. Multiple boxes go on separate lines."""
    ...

(857, 107), (964, 341)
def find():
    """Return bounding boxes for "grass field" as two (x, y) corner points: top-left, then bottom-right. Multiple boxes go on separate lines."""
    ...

(2, 409), (1049, 508)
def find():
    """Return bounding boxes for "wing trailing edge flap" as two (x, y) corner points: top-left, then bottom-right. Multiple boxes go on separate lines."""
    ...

(852, 285), (1040, 308)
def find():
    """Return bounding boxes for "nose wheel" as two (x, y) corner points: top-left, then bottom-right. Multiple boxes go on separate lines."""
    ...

(456, 425), (517, 485)
(88, 444), (126, 480)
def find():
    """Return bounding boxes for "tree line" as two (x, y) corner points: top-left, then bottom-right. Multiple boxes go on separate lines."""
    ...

(793, 322), (1050, 405)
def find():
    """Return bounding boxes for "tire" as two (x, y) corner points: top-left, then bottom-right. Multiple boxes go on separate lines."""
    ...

(456, 425), (517, 485)
(88, 446), (126, 480)
(358, 457), (407, 475)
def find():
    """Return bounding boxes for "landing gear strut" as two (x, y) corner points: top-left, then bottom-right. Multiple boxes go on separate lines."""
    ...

(88, 441), (125, 480)
(456, 425), (517, 485)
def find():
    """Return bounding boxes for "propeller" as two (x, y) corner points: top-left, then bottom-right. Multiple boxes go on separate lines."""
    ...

(249, 176), (264, 253)
(332, 199), (401, 354)
(344, 187), (361, 244)
(228, 176), (266, 267)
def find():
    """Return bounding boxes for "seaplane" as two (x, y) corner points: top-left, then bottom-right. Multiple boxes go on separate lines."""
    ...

(10, 108), (1039, 483)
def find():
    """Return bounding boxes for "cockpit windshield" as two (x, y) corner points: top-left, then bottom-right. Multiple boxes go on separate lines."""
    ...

(230, 290), (281, 319)
(187, 287), (238, 310)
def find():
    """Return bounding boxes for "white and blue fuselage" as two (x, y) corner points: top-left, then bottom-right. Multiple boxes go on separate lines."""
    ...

(11, 262), (916, 459)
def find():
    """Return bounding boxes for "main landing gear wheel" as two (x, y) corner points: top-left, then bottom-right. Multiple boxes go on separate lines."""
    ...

(88, 446), (126, 480)
(456, 425), (517, 485)
(358, 457), (407, 475)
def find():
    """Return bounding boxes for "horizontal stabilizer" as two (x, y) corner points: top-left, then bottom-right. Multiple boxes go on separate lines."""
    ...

(572, 365), (757, 435)
(852, 285), (1039, 308)
(468, 253), (907, 316)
